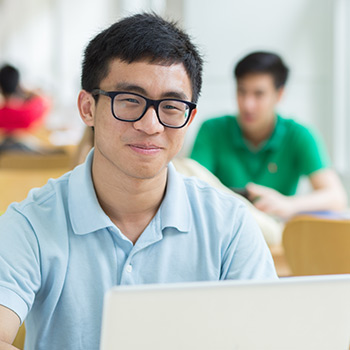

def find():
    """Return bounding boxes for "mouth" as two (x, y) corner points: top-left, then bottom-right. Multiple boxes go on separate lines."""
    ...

(241, 112), (255, 120)
(128, 143), (163, 155)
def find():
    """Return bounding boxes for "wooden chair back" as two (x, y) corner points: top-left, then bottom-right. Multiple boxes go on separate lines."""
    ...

(282, 215), (350, 276)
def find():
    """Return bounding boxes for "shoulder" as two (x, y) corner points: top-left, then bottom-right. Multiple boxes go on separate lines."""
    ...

(200, 115), (237, 129)
(280, 116), (315, 134)
(0, 171), (72, 270)
(177, 173), (272, 273)
(2, 171), (72, 237)
(169, 160), (247, 212)
(181, 173), (249, 221)
(278, 116), (321, 143)
(18, 172), (70, 211)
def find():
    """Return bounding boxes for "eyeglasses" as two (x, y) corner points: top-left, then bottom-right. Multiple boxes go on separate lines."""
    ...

(91, 89), (197, 129)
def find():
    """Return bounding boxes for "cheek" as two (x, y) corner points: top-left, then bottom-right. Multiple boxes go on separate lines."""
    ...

(237, 95), (244, 107)
(258, 96), (274, 110)
(94, 103), (119, 131)
(93, 108), (121, 144)
(168, 129), (187, 152)
(265, 96), (278, 111)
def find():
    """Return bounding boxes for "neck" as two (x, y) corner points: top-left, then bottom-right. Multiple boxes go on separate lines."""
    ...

(243, 115), (276, 147)
(92, 154), (167, 244)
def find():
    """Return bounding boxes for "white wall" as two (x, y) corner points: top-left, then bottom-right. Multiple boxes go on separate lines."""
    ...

(0, 0), (54, 93)
(332, 0), (350, 194)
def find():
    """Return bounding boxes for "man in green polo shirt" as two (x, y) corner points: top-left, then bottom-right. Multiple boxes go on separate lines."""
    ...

(191, 51), (347, 219)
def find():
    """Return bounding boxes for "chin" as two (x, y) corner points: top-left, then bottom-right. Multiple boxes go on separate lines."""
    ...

(241, 122), (259, 132)
(128, 162), (168, 180)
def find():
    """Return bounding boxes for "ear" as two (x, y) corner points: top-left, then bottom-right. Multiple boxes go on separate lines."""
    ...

(187, 108), (197, 127)
(276, 86), (285, 103)
(77, 90), (96, 127)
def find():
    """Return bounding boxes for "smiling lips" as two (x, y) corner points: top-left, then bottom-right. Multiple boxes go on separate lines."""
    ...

(129, 143), (163, 155)
(241, 113), (256, 123)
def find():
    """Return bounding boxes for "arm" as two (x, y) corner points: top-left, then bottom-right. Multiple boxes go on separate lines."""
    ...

(0, 305), (20, 350)
(305, 168), (347, 210)
(0, 210), (41, 350)
(247, 168), (347, 219)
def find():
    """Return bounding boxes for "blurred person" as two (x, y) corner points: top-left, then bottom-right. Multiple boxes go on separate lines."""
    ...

(191, 51), (347, 219)
(0, 64), (51, 153)
(0, 14), (276, 350)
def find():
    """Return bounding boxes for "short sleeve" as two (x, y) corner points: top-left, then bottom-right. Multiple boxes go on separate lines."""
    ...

(0, 207), (41, 322)
(295, 125), (330, 176)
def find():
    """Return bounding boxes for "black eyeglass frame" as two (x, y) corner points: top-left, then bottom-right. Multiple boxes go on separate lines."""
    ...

(91, 89), (197, 129)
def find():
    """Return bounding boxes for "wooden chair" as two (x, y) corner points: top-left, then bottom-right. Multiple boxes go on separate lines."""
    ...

(0, 149), (74, 169)
(12, 324), (25, 349)
(282, 215), (350, 276)
(269, 243), (292, 277)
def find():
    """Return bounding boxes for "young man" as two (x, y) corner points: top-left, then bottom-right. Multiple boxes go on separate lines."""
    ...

(0, 15), (276, 350)
(191, 51), (347, 219)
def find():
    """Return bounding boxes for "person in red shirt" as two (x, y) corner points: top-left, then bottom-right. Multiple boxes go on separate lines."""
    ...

(0, 64), (51, 152)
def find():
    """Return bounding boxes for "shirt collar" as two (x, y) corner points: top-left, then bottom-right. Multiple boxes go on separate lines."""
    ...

(69, 150), (191, 235)
(230, 116), (245, 148)
(232, 114), (286, 152)
(69, 149), (115, 235)
(159, 162), (191, 233)
(262, 115), (287, 151)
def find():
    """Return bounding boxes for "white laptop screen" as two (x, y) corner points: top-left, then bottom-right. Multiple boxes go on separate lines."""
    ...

(100, 275), (350, 350)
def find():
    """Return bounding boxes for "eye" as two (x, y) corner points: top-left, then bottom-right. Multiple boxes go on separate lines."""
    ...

(163, 104), (179, 110)
(122, 97), (140, 104)
(115, 93), (143, 105)
(161, 100), (186, 113)
(254, 91), (264, 98)
(237, 88), (246, 96)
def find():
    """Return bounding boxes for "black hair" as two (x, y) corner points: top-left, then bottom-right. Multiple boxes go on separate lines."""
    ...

(0, 64), (20, 95)
(82, 13), (203, 103)
(234, 51), (289, 89)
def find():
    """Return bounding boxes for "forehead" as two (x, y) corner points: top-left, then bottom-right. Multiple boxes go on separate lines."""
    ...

(100, 59), (192, 99)
(237, 73), (276, 91)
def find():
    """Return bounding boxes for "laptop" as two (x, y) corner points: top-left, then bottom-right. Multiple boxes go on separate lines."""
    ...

(100, 275), (350, 350)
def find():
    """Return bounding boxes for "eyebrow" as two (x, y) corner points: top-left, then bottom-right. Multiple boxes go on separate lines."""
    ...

(114, 82), (190, 101)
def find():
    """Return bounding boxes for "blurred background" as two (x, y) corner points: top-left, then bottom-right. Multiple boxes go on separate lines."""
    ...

(0, 0), (349, 194)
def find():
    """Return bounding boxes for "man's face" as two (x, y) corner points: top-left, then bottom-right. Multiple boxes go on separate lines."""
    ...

(81, 59), (196, 181)
(236, 73), (283, 134)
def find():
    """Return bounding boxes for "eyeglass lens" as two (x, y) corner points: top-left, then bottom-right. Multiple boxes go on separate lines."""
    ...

(113, 93), (190, 127)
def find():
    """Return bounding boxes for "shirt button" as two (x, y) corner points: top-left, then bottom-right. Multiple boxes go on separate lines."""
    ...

(126, 264), (133, 273)
(268, 162), (278, 173)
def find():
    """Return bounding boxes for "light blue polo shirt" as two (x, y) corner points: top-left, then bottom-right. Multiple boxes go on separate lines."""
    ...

(0, 150), (276, 350)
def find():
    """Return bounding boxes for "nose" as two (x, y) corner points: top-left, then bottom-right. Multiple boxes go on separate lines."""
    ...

(133, 105), (165, 134)
(240, 95), (256, 113)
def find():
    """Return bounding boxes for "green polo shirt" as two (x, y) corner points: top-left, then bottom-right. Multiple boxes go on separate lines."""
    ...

(190, 115), (330, 195)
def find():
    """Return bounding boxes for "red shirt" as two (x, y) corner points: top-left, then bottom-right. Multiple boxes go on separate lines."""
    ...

(0, 95), (50, 134)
